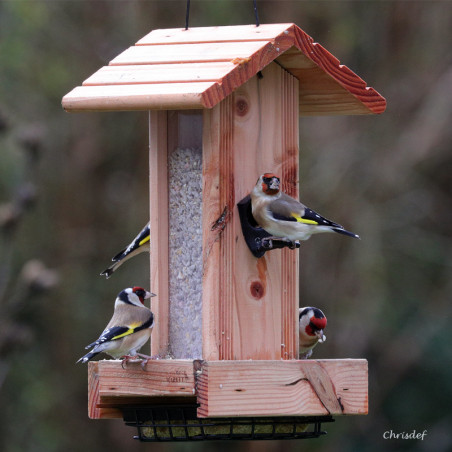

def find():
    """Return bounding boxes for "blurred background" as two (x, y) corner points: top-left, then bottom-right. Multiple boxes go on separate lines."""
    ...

(1, 1), (451, 451)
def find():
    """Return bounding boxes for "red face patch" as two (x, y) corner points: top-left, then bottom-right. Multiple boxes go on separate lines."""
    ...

(132, 286), (146, 303)
(311, 316), (327, 330)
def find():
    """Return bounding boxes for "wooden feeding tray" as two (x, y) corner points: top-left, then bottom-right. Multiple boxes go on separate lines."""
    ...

(88, 359), (367, 419)
(63, 23), (384, 436)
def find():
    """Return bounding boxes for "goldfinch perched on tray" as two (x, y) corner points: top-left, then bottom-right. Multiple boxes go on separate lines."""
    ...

(299, 307), (327, 359)
(100, 223), (150, 278)
(77, 287), (155, 364)
(250, 173), (360, 244)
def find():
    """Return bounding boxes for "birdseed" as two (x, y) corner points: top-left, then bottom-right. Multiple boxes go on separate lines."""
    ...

(168, 147), (202, 359)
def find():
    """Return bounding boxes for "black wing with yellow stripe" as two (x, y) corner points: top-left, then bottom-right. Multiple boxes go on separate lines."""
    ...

(85, 315), (154, 350)
(112, 223), (150, 262)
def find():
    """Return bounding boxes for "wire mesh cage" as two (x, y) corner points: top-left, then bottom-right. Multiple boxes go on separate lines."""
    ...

(123, 404), (334, 442)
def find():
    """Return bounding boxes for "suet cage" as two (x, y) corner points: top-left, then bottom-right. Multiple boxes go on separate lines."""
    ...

(63, 23), (385, 441)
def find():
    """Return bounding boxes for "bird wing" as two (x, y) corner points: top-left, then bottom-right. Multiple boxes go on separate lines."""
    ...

(85, 312), (154, 350)
(112, 223), (150, 262)
(269, 193), (343, 227)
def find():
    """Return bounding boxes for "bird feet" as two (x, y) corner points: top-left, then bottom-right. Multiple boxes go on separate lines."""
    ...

(136, 353), (161, 370)
(260, 236), (300, 250)
(120, 353), (160, 369)
(120, 355), (140, 369)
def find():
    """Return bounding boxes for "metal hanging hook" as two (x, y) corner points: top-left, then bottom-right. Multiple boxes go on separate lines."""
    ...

(253, 0), (260, 27)
(185, 0), (190, 30)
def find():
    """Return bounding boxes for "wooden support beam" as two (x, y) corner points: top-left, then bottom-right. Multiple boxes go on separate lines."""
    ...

(149, 111), (170, 357)
(202, 62), (299, 361)
(196, 359), (368, 418)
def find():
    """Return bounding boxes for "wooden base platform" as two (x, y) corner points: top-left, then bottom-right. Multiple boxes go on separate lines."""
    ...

(87, 359), (367, 419)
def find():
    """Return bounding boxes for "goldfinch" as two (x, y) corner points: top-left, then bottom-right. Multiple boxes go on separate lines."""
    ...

(77, 287), (155, 363)
(299, 307), (327, 359)
(101, 223), (150, 278)
(250, 173), (359, 243)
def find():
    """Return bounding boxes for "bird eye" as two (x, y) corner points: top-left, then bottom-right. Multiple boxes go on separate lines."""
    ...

(133, 287), (146, 300)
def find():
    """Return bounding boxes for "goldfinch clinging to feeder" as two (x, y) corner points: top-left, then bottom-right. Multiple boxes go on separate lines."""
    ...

(299, 307), (327, 359)
(250, 173), (360, 244)
(100, 223), (150, 278)
(77, 287), (155, 363)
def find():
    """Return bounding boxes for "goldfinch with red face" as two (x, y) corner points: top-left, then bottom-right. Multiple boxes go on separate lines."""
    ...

(299, 307), (327, 359)
(250, 173), (359, 244)
(77, 287), (155, 363)
(101, 223), (150, 278)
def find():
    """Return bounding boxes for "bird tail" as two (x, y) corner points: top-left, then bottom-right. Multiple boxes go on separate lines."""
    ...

(77, 350), (99, 364)
(332, 227), (360, 239)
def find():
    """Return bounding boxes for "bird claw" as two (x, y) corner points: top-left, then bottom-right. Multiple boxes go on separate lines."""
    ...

(135, 353), (160, 370)
(120, 355), (140, 369)
(260, 236), (299, 251)
(120, 354), (160, 370)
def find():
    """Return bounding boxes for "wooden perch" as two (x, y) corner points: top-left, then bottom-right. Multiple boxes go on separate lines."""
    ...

(87, 359), (367, 419)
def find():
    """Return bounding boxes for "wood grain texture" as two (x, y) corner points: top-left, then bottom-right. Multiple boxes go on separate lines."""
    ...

(202, 96), (234, 361)
(280, 68), (299, 359)
(202, 63), (299, 361)
(197, 360), (368, 418)
(62, 83), (212, 111)
(110, 41), (268, 65)
(88, 360), (196, 419)
(83, 62), (237, 86)
(136, 23), (295, 45)
(292, 27), (387, 115)
(62, 23), (386, 115)
(149, 111), (169, 357)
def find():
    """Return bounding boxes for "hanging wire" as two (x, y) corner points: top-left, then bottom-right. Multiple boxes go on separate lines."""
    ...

(185, 0), (190, 30)
(253, 0), (260, 27)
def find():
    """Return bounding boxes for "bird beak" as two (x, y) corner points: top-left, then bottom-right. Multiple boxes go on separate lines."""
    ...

(316, 330), (326, 343)
(145, 291), (156, 299)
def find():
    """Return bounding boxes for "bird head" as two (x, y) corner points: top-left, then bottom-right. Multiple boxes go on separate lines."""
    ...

(117, 286), (155, 307)
(299, 307), (327, 343)
(257, 173), (281, 196)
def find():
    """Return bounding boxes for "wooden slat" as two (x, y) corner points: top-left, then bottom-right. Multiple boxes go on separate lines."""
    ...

(83, 62), (236, 86)
(202, 63), (299, 360)
(136, 23), (294, 45)
(110, 41), (269, 66)
(149, 111), (169, 357)
(280, 68), (299, 359)
(197, 360), (368, 418)
(62, 83), (215, 111)
(88, 360), (195, 419)
(202, 98), (234, 361)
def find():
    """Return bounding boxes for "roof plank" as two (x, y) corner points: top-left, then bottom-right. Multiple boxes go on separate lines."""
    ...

(110, 41), (272, 66)
(63, 82), (217, 111)
(83, 62), (236, 86)
(136, 23), (294, 45)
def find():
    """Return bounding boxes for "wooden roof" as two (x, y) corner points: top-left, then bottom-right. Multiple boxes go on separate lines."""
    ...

(62, 23), (386, 115)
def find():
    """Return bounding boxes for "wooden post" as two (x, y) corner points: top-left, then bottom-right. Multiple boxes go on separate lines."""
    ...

(149, 110), (169, 357)
(202, 62), (299, 361)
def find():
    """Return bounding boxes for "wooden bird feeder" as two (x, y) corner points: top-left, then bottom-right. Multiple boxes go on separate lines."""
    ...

(63, 23), (384, 440)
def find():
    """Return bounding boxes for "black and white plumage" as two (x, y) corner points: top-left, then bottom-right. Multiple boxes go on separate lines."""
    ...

(77, 287), (155, 363)
(250, 173), (360, 243)
(100, 223), (150, 278)
(299, 307), (327, 359)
